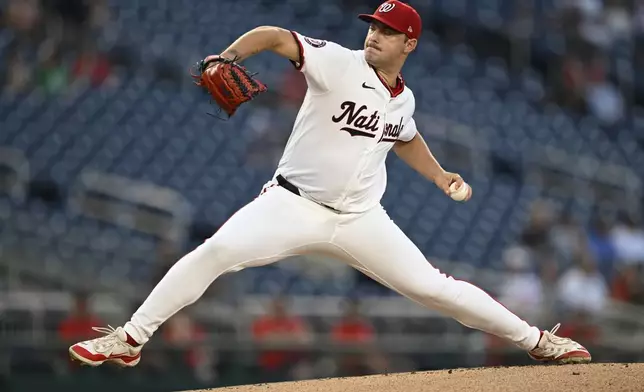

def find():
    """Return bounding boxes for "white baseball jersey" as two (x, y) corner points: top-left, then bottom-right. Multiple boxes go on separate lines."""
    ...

(273, 31), (418, 214)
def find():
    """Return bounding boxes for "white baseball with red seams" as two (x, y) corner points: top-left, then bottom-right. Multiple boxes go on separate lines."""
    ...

(68, 0), (590, 368)
(449, 181), (472, 202)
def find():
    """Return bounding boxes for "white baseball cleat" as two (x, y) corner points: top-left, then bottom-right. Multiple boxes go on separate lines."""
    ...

(528, 323), (591, 364)
(69, 325), (142, 367)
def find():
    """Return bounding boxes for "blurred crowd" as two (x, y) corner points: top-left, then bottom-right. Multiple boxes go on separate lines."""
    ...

(1, 0), (115, 96)
(2, 0), (644, 122)
(500, 200), (644, 314)
(488, 199), (644, 364)
(52, 292), (393, 384)
(3, 0), (644, 166)
(487, 0), (644, 126)
(550, 0), (638, 125)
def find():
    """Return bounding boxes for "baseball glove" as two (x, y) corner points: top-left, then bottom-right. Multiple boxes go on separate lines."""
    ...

(190, 56), (268, 118)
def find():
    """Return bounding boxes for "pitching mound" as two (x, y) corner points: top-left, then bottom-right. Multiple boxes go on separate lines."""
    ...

(184, 363), (642, 392)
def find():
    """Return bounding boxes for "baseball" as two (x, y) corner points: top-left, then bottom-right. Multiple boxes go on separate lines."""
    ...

(449, 182), (471, 202)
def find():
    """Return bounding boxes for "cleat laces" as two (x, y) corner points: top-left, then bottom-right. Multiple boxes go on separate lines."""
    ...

(87, 325), (125, 353)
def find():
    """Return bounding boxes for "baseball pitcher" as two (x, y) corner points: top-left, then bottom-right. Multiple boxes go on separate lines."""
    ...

(69, 1), (591, 368)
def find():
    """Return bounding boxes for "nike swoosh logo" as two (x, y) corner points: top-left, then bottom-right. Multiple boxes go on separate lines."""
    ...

(362, 82), (375, 89)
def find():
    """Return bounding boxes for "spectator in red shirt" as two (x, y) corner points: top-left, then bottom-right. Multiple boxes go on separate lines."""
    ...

(162, 311), (219, 383)
(332, 299), (378, 376)
(162, 312), (207, 368)
(610, 263), (644, 305)
(71, 40), (112, 87)
(58, 293), (103, 342)
(251, 296), (312, 381)
(556, 311), (600, 345)
(332, 299), (374, 344)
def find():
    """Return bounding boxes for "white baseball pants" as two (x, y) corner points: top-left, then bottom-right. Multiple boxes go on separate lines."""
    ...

(124, 182), (540, 350)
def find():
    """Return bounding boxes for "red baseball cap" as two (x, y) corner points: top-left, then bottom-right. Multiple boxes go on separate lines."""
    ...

(358, 1), (422, 40)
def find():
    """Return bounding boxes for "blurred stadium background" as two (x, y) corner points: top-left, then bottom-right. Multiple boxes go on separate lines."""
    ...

(2, 0), (644, 391)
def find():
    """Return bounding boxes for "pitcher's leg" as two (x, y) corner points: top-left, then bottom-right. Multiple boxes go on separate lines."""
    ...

(333, 207), (540, 351)
(123, 187), (332, 344)
(70, 186), (335, 365)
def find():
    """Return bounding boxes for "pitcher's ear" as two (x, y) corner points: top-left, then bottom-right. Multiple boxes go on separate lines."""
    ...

(404, 38), (417, 54)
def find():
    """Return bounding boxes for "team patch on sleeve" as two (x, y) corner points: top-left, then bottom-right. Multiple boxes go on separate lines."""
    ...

(303, 37), (327, 48)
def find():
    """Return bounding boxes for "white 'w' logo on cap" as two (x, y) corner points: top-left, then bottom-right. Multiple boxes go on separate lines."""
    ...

(379, 2), (395, 12)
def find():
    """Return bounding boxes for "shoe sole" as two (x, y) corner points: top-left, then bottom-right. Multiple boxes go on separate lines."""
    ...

(554, 355), (592, 365)
(68, 347), (140, 368)
(529, 353), (592, 365)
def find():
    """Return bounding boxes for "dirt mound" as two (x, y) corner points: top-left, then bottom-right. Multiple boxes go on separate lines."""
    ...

(185, 363), (642, 392)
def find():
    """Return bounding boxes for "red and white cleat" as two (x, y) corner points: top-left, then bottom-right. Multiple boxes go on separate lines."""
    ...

(69, 325), (142, 367)
(528, 323), (591, 364)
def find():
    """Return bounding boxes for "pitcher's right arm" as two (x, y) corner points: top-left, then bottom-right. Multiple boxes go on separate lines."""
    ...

(205, 26), (355, 94)
(205, 26), (300, 63)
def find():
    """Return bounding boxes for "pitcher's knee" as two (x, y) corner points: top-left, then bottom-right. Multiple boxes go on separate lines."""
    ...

(186, 237), (242, 272)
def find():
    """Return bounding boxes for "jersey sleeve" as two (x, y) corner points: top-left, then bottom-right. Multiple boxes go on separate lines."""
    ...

(289, 31), (355, 93)
(399, 116), (418, 142)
